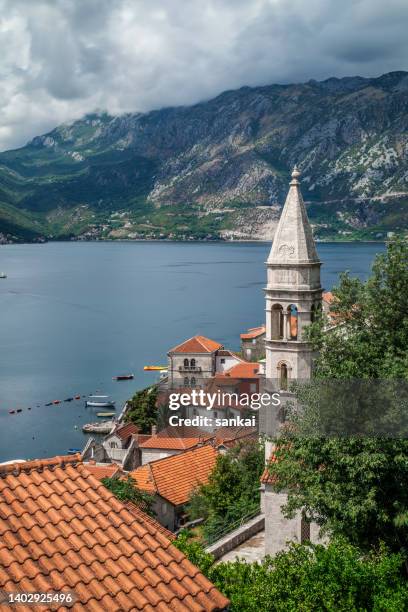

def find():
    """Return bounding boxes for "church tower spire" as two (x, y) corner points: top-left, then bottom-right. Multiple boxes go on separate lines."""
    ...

(264, 166), (322, 387)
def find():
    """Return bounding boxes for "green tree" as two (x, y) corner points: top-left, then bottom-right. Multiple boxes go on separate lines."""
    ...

(125, 386), (158, 433)
(102, 475), (155, 516)
(188, 439), (264, 542)
(176, 534), (408, 612)
(306, 237), (408, 379)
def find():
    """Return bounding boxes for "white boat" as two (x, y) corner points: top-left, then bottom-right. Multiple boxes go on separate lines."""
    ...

(85, 395), (116, 408)
(0, 273), (7, 279)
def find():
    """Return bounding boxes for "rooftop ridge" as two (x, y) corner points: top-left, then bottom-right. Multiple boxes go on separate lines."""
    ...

(0, 453), (82, 476)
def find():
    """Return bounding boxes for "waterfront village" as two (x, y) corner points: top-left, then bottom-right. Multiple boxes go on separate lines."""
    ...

(0, 169), (350, 610)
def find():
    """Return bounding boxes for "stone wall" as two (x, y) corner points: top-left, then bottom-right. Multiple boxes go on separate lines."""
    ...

(206, 514), (265, 560)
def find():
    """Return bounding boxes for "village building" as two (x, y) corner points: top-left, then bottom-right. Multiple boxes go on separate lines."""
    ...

(167, 335), (243, 389)
(131, 444), (218, 531)
(240, 325), (266, 361)
(82, 422), (150, 470)
(0, 455), (229, 611)
(261, 167), (325, 555)
(138, 425), (212, 464)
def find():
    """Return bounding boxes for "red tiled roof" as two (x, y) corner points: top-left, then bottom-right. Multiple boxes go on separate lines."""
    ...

(132, 445), (218, 507)
(216, 361), (260, 380)
(261, 451), (279, 484)
(169, 335), (223, 354)
(0, 455), (229, 611)
(240, 326), (265, 340)
(139, 426), (212, 450)
(323, 291), (335, 303)
(83, 462), (123, 480)
(123, 501), (175, 541)
(214, 426), (258, 446)
(114, 422), (140, 441)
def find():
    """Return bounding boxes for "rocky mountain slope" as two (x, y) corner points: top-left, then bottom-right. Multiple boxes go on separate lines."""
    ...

(0, 71), (407, 242)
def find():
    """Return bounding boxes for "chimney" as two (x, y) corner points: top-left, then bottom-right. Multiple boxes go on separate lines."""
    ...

(151, 425), (157, 436)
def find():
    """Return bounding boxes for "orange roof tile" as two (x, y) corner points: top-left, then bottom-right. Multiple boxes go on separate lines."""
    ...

(123, 502), (175, 541)
(0, 455), (229, 611)
(169, 335), (223, 354)
(214, 426), (258, 446)
(240, 325), (265, 340)
(216, 361), (260, 380)
(83, 462), (123, 480)
(323, 291), (335, 304)
(113, 422), (140, 442)
(132, 445), (218, 507)
(139, 426), (212, 450)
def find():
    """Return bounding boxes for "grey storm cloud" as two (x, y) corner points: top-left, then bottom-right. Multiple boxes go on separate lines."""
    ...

(0, 0), (407, 151)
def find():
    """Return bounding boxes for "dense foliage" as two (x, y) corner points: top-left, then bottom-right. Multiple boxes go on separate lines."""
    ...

(101, 476), (155, 516)
(307, 237), (408, 379)
(125, 386), (158, 434)
(268, 238), (408, 561)
(188, 439), (264, 542)
(176, 535), (408, 612)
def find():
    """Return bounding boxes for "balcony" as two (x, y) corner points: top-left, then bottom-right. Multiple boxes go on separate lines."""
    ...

(178, 365), (202, 372)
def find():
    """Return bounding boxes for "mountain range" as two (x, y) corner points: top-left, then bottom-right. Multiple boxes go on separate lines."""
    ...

(0, 70), (407, 243)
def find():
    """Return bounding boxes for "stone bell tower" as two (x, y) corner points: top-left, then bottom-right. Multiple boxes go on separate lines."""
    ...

(265, 166), (322, 390)
(261, 166), (324, 556)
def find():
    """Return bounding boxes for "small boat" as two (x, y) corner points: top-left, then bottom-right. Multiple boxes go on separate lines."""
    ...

(113, 374), (134, 381)
(67, 448), (81, 455)
(64, 397), (74, 402)
(52, 400), (61, 405)
(16, 409), (22, 413)
(0, 273), (7, 279)
(96, 412), (116, 418)
(9, 410), (15, 414)
(74, 395), (81, 400)
(86, 395), (116, 408)
(45, 402), (53, 406)
(28, 407), (32, 411)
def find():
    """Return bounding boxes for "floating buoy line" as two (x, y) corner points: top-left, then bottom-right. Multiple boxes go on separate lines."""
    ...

(5, 394), (89, 416)
(1, 368), (164, 417)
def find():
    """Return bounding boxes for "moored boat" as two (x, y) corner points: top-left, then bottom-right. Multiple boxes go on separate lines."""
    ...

(0, 273), (7, 279)
(96, 411), (116, 418)
(86, 395), (115, 408)
(113, 374), (134, 381)
(67, 448), (81, 455)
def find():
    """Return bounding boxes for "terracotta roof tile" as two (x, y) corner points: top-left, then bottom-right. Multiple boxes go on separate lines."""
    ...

(0, 455), (229, 611)
(216, 361), (260, 380)
(131, 445), (218, 507)
(139, 426), (212, 451)
(111, 422), (140, 442)
(169, 335), (223, 354)
(240, 325), (266, 340)
(83, 463), (123, 480)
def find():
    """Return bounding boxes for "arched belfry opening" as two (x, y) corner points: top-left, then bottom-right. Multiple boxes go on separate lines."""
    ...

(287, 304), (298, 340)
(271, 304), (284, 340)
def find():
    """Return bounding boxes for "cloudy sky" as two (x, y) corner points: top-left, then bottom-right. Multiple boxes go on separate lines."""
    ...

(0, 0), (407, 151)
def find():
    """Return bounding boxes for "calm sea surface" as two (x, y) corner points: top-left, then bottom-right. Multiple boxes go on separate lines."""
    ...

(0, 240), (385, 462)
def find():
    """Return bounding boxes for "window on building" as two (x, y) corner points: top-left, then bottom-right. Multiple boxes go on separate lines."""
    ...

(220, 358), (225, 364)
(250, 383), (257, 392)
(280, 363), (288, 391)
(252, 338), (256, 344)
(190, 377), (196, 386)
(110, 442), (118, 449)
(190, 358), (196, 368)
(184, 377), (189, 386)
(183, 358), (189, 368)
(214, 411), (218, 419)
(193, 408), (197, 416)
(162, 503), (167, 515)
